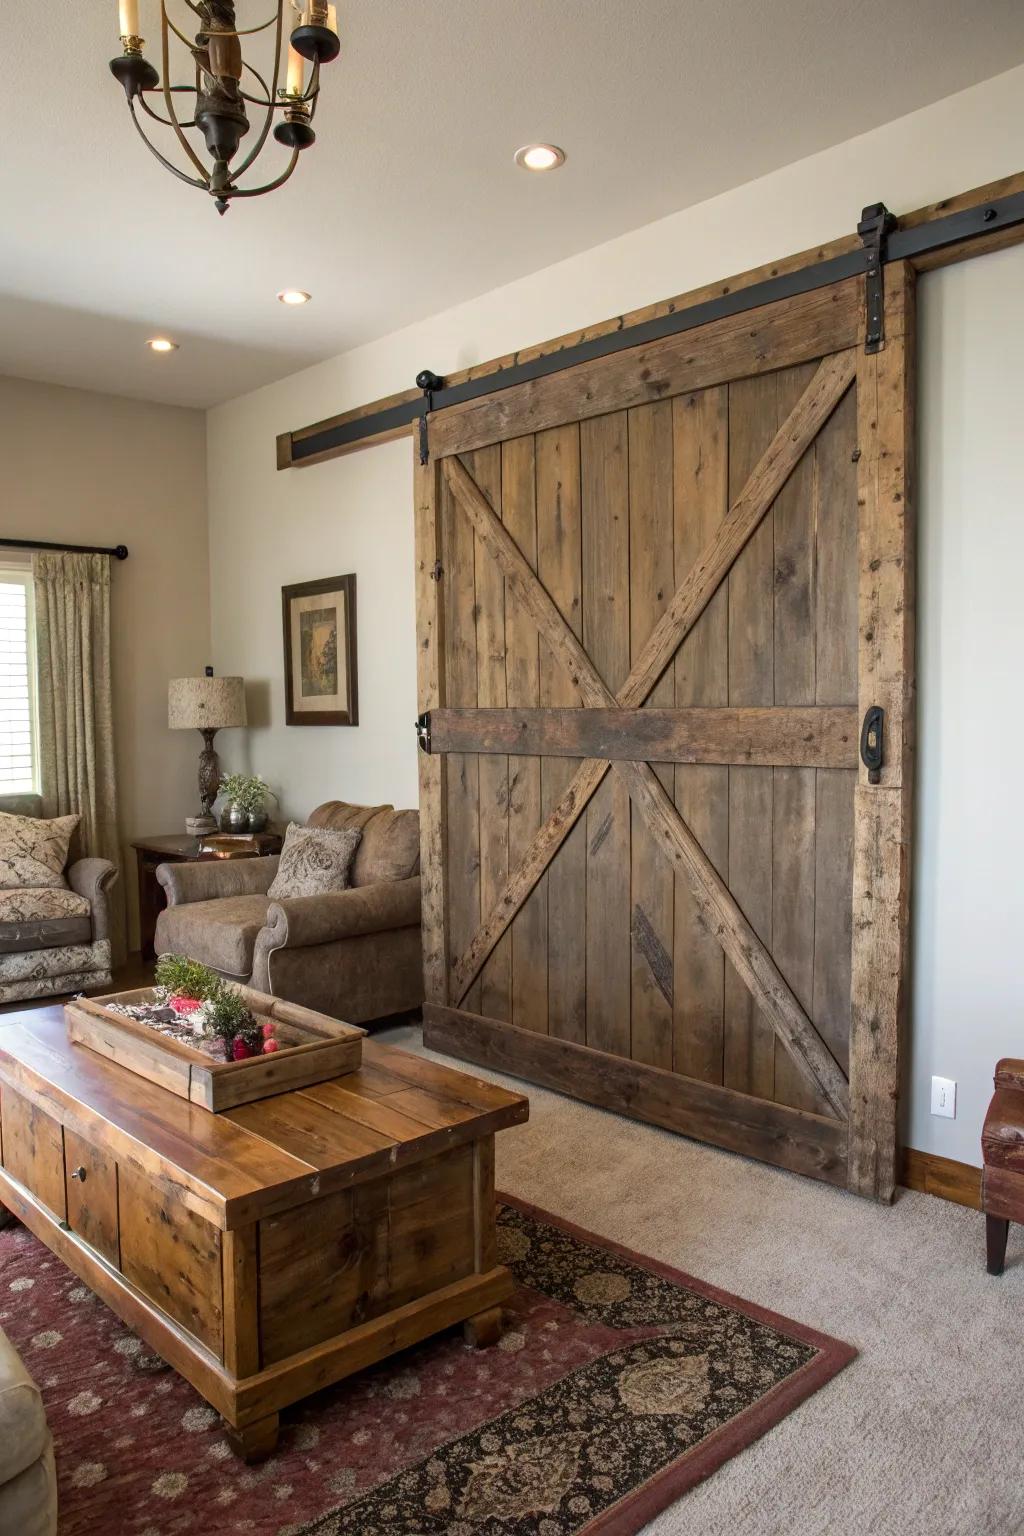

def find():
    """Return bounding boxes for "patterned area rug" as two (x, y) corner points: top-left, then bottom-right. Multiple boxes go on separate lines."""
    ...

(0, 1195), (854, 1535)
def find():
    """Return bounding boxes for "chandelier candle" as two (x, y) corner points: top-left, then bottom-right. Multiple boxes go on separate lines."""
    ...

(108, 2), (341, 214)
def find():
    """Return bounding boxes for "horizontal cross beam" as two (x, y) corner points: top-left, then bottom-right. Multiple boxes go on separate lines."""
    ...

(426, 706), (858, 769)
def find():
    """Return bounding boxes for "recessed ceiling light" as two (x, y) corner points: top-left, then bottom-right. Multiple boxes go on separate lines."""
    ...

(514, 143), (566, 172)
(277, 289), (312, 306)
(146, 337), (178, 352)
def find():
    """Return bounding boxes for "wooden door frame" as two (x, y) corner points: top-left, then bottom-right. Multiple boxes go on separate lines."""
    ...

(415, 267), (915, 1201)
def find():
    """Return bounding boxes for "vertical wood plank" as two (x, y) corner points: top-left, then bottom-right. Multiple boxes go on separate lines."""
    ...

(725, 372), (777, 1099)
(445, 457), (482, 1014)
(472, 1136), (497, 1273)
(813, 386), (858, 1084)
(849, 262), (916, 1199)
(502, 435), (548, 1033)
(222, 1224), (260, 1379)
(813, 768), (855, 1074)
(471, 446), (511, 1023)
(536, 424), (587, 1044)
(672, 387), (729, 1082)
(581, 412), (631, 1058)
(628, 402), (675, 1069)
(414, 447), (448, 1005)
(771, 362), (820, 1112)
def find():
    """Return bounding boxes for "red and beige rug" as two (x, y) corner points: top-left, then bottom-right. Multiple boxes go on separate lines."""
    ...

(0, 1196), (854, 1535)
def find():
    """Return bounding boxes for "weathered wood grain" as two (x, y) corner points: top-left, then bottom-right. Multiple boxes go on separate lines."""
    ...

(447, 353), (855, 1004)
(428, 706), (858, 766)
(536, 423), (587, 1044)
(628, 401), (675, 1069)
(471, 445), (512, 1023)
(424, 1004), (848, 1185)
(672, 385), (729, 1083)
(64, 1129), (120, 1267)
(446, 445), (851, 1117)
(414, 447), (449, 1005)
(431, 282), (859, 456)
(848, 263), (915, 1200)
(580, 413), (632, 1058)
(724, 369), (778, 1102)
(0, 1085), (67, 1221)
(500, 436), (548, 1034)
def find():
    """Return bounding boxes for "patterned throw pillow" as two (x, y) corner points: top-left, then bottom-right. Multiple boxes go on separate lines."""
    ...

(267, 822), (362, 900)
(0, 812), (80, 891)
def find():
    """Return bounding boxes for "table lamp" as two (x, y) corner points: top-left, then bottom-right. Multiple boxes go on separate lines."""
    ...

(168, 676), (247, 834)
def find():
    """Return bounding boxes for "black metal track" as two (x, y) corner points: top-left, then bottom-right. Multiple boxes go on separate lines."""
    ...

(0, 538), (129, 560)
(290, 186), (1024, 466)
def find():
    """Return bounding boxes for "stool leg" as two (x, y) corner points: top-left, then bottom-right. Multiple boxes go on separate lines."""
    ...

(986, 1214), (1009, 1275)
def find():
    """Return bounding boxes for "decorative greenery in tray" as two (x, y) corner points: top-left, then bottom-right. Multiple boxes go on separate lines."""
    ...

(151, 953), (278, 1061)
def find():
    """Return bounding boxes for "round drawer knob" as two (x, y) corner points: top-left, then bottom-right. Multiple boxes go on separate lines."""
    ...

(70, 1166), (87, 1182)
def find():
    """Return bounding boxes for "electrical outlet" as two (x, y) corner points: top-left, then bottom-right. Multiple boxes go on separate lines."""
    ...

(931, 1075), (956, 1119)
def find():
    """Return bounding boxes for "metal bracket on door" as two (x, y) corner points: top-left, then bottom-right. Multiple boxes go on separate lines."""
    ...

(858, 203), (896, 354)
(860, 705), (884, 783)
(415, 369), (445, 465)
(415, 711), (432, 753)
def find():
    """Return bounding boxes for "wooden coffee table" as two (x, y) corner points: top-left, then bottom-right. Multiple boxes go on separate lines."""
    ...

(0, 1014), (528, 1457)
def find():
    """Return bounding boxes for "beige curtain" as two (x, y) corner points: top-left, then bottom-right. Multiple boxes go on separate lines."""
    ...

(32, 552), (125, 960)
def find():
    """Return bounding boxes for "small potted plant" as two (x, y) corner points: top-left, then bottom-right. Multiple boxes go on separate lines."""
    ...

(218, 772), (275, 833)
(154, 953), (220, 1017)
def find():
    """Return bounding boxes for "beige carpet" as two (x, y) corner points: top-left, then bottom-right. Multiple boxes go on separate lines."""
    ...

(380, 1020), (1024, 1536)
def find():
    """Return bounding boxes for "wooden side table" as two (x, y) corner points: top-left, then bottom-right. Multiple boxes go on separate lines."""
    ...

(131, 832), (283, 959)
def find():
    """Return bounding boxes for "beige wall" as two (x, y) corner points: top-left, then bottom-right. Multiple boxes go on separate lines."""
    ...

(0, 375), (209, 948)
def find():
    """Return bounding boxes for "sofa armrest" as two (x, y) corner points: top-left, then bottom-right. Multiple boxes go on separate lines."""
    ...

(156, 855), (280, 908)
(262, 876), (422, 951)
(66, 857), (118, 943)
(995, 1059), (1024, 1093)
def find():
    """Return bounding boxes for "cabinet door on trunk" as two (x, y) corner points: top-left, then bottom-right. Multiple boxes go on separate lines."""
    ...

(0, 1085), (66, 1221)
(64, 1129), (120, 1267)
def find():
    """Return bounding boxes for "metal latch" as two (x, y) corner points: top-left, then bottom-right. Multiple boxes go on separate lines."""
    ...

(860, 705), (884, 784)
(415, 711), (432, 753)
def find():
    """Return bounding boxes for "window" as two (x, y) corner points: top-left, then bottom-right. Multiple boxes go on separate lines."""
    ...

(0, 570), (39, 794)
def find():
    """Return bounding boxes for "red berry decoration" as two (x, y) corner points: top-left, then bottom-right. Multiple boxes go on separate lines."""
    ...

(168, 994), (202, 1016)
(231, 1036), (254, 1061)
(262, 1038), (280, 1054)
(261, 1020), (276, 1039)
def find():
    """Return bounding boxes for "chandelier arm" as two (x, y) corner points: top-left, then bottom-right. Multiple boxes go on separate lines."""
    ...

(161, 2), (211, 183)
(230, 4), (284, 181)
(226, 149), (300, 199)
(128, 99), (209, 191)
(162, 7), (200, 51)
(139, 88), (198, 130)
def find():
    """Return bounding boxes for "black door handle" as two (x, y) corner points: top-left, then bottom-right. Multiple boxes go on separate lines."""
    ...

(860, 706), (884, 784)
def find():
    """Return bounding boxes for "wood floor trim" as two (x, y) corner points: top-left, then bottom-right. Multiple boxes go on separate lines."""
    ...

(898, 1148), (982, 1210)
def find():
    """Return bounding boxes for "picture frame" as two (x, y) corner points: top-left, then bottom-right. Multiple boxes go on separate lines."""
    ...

(281, 573), (358, 726)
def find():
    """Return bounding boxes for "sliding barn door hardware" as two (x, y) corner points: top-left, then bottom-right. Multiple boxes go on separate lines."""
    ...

(415, 711), (432, 753)
(860, 705), (884, 784)
(415, 370), (446, 464)
(858, 203), (896, 353)
(288, 187), (1024, 465)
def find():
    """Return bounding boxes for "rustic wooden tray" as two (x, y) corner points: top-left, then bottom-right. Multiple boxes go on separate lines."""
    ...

(65, 984), (364, 1112)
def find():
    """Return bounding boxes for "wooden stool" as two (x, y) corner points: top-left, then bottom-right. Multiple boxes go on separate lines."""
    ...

(981, 1058), (1024, 1274)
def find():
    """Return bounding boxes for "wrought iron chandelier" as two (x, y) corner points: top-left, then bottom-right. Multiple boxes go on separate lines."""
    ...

(109, 3), (340, 214)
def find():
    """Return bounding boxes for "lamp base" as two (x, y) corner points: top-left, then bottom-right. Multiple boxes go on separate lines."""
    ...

(186, 814), (218, 836)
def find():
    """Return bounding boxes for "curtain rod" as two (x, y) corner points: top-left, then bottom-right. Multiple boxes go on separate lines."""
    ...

(0, 538), (129, 560)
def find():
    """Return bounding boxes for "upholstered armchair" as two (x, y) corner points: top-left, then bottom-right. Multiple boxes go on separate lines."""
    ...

(154, 801), (423, 1023)
(0, 794), (117, 1005)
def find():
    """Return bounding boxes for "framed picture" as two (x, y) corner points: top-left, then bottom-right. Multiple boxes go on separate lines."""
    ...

(281, 573), (358, 726)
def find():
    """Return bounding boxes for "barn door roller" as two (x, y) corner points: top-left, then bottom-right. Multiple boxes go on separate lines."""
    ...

(860, 705), (884, 784)
(858, 203), (896, 354)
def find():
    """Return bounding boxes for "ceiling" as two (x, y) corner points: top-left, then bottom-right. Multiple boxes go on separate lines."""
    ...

(2, 2), (1023, 410)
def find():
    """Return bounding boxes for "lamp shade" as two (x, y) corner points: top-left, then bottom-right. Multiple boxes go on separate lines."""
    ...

(168, 676), (247, 731)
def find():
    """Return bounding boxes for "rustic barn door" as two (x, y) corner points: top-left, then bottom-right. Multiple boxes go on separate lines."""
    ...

(415, 265), (914, 1201)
